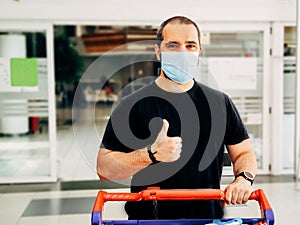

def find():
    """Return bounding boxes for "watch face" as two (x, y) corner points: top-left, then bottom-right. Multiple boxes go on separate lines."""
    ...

(244, 172), (254, 179)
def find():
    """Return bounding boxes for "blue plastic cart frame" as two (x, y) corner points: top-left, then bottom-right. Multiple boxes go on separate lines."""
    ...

(91, 188), (274, 225)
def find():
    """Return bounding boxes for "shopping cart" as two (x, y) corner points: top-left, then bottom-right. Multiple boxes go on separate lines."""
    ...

(91, 187), (274, 225)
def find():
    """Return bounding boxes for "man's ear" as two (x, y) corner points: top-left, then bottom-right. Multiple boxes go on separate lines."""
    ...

(154, 44), (161, 61)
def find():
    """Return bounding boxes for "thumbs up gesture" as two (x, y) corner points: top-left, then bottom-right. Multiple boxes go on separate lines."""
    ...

(152, 119), (182, 162)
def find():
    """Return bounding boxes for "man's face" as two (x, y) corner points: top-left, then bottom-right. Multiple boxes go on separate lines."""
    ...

(155, 23), (201, 60)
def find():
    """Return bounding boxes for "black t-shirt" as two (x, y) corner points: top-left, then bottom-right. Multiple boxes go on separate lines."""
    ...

(101, 80), (249, 219)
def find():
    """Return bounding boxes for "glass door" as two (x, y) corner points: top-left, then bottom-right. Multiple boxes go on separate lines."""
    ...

(282, 25), (296, 172)
(198, 22), (271, 174)
(270, 22), (297, 175)
(0, 22), (56, 183)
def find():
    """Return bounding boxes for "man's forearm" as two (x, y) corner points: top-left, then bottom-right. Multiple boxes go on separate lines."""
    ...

(233, 151), (257, 177)
(227, 139), (257, 178)
(225, 142), (257, 204)
(97, 148), (151, 181)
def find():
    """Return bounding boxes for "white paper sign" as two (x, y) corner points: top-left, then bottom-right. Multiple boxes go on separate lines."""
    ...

(207, 57), (257, 90)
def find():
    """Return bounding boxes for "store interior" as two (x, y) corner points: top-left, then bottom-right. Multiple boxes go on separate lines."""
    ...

(0, 23), (297, 182)
(0, 0), (300, 225)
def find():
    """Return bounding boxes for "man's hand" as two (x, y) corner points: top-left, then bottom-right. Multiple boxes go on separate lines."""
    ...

(225, 139), (257, 205)
(152, 119), (182, 162)
(224, 176), (253, 205)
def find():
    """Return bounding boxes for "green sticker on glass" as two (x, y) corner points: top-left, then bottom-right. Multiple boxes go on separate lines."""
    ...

(10, 58), (38, 87)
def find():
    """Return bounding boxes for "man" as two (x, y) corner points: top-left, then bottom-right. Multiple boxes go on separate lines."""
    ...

(97, 16), (257, 219)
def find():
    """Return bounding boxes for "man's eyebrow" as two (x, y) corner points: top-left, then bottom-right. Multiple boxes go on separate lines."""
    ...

(165, 41), (180, 44)
(185, 41), (198, 45)
(164, 41), (199, 46)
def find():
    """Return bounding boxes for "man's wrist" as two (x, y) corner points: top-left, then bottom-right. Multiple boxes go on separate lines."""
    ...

(235, 171), (255, 185)
(235, 176), (252, 186)
(147, 144), (160, 164)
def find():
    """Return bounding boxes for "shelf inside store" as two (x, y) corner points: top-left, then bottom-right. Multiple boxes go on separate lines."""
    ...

(70, 36), (155, 57)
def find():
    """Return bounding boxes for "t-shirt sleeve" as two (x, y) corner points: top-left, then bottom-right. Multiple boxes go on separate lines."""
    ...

(224, 95), (249, 145)
(100, 118), (121, 151)
(100, 106), (133, 153)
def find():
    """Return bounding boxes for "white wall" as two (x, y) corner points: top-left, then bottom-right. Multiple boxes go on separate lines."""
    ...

(0, 0), (297, 25)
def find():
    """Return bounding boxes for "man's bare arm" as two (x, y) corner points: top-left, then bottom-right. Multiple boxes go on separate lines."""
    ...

(97, 119), (182, 181)
(225, 138), (257, 204)
(97, 147), (150, 181)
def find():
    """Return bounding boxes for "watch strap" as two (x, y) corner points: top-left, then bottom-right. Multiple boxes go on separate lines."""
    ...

(236, 171), (254, 185)
(147, 145), (160, 164)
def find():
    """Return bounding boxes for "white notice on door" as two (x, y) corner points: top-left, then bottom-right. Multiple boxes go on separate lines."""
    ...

(207, 57), (257, 90)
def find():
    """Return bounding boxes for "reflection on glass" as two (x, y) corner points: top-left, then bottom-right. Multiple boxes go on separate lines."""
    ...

(202, 31), (264, 169)
(0, 31), (51, 180)
(56, 26), (266, 179)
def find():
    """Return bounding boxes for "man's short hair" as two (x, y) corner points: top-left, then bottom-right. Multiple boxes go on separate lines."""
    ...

(156, 16), (201, 47)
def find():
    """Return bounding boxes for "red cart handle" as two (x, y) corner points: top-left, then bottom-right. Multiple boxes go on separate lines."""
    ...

(92, 188), (274, 225)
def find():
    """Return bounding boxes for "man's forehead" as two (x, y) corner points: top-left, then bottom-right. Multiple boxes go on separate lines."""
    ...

(163, 22), (197, 31)
(162, 23), (199, 42)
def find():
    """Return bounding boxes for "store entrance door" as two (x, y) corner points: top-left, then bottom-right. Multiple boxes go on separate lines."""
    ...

(197, 22), (271, 175)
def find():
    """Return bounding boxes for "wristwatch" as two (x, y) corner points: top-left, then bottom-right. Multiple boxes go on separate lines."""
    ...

(236, 171), (255, 185)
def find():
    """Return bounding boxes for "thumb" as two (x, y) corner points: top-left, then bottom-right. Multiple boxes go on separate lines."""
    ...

(154, 119), (169, 145)
(160, 119), (169, 136)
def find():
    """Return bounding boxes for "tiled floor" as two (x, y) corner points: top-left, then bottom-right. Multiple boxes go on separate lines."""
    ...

(0, 180), (300, 225)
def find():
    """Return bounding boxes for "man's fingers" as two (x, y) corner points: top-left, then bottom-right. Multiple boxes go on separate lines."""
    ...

(225, 189), (232, 204)
(242, 190), (252, 204)
(225, 182), (253, 205)
(228, 191), (250, 204)
(171, 136), (182, 144)
(235, 192), (242, 204)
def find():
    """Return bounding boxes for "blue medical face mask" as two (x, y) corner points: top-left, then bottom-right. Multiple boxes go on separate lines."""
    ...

(161, 51), (199, 84)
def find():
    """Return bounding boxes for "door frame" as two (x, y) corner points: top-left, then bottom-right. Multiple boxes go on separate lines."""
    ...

(271, 22), (297, 175)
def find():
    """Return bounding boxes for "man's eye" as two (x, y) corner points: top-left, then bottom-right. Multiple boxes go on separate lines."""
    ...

(187, 45), (197, 49)
(167, 43), (179, 49)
